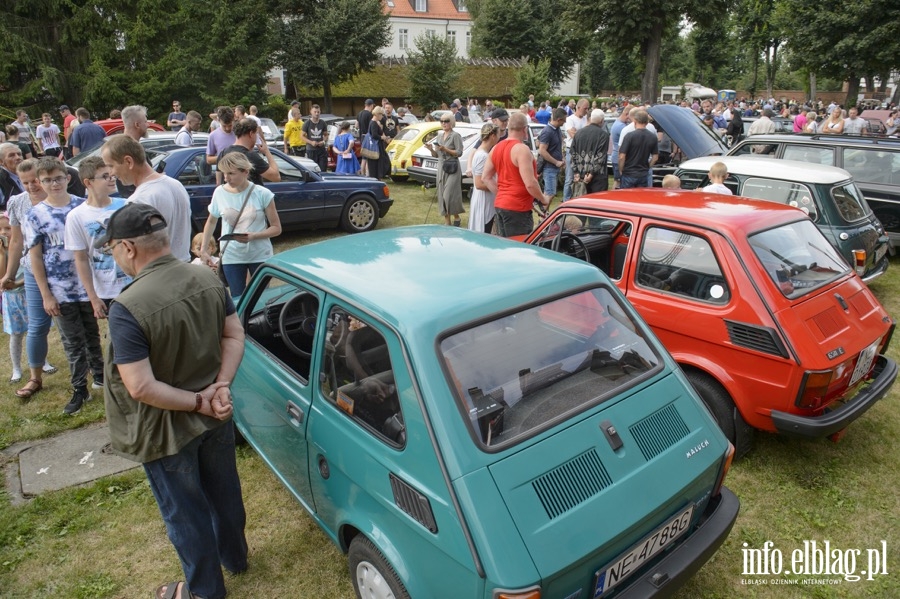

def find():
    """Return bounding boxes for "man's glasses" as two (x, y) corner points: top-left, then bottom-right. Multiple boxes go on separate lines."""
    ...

(90, 173), (117, 181)
(100, 240), (123, 255)
(39, 176), (67, 186)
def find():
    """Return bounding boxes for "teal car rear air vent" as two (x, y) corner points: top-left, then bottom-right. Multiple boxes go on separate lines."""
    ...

(630, 403), (690, 461)
(532, 449), (612, 520)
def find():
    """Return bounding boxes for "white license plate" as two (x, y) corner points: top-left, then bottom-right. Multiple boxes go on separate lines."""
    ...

(849, 340), (879, 386)
(594, 505), (694, 596)
(425, 159), (437, 169)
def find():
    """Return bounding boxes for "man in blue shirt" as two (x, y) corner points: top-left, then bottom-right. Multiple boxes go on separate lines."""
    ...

(538, 109), (566, 198)
(535, 102), (552, 125)
(167, 101), (186, 131)
(69, 108), (106, 156)
(609, 106), (632, 189)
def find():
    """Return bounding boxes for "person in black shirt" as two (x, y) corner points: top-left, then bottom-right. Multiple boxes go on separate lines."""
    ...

(356, 99), (375, 176)
(217, 119), (280, 185)
(302, 104), (329, 172)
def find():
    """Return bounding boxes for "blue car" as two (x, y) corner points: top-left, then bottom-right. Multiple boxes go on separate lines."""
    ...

(151, 145), (392, 234)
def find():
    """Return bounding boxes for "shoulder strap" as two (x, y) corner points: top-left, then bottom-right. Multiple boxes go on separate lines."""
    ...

(220, 183), (255, 255)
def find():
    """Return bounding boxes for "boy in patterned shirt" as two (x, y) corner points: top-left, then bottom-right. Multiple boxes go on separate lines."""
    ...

(25, 158), (103, 414)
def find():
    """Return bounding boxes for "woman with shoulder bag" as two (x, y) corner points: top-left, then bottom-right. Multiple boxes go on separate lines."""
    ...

(200, 152), (282, 298)
(425, 115), (464, 226)
(365, 107), (391, 180)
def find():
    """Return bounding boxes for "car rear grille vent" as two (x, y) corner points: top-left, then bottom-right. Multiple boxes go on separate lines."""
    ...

(629, 403), (690, 461)
(811, 306), (845, 339)
(389, 473), (438, 533)
(848, 290), (876, 317)
(724, 320), (789, 358)
(532, 449), (612, 520)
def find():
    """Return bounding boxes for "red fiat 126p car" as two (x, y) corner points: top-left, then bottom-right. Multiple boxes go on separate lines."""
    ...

(525, 189), (897, 456)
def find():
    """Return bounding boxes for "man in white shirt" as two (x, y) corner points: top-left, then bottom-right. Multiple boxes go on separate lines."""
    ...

(843, 107), (867, 136)
(562, 99), (589, 201)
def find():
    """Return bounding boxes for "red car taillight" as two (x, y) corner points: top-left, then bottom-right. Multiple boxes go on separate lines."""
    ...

(401, 159), (407, 168)
(412, 157), (422, 167)
(383, 185), (390, 197)
(852, 249), (866, 276)
(795, 369), (835, 409)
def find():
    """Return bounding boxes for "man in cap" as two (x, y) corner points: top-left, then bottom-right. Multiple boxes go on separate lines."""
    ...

(98, 202), (248, 599)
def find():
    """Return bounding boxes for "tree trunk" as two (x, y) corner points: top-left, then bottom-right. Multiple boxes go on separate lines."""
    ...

(865, 75), (875, 94)
(809, 72), (817, 105)
(750, 53), (759, 99)
(764, 41), (779, 100)
(323, 78), (333, 114)
(845, 72), (860, 108)
(641, 20), (664, 103)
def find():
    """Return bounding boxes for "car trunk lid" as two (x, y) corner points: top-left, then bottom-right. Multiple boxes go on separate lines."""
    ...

(648, 104), (728, 159)
(485, 374), (724, 580)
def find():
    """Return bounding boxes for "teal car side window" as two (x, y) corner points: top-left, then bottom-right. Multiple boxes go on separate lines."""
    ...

(321, 307), (405, 446)
(243, 275), (320, 382)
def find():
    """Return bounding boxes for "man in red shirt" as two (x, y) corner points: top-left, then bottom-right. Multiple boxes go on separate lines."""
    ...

(483, 112), (553, 237)
(59, 105), (77, 159)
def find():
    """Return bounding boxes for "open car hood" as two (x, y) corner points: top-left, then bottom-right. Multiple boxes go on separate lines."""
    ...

(648, 104), (728, 159)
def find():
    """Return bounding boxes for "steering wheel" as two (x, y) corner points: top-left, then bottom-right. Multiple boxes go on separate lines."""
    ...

(279, 293), (317, 358)
(559, 232), (591, 263)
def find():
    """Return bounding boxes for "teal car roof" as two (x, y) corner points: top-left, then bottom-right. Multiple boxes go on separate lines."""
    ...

(266, 226), (605, 334)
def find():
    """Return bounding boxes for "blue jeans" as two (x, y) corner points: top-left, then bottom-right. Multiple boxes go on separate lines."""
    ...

(221, 262), (263, 299)
(143, 422), (248, 599)
(562, 151), (574, 201)
(543, 164), (561, 197)
(620, 174), (651, 189)
(24, 271), (52, 369)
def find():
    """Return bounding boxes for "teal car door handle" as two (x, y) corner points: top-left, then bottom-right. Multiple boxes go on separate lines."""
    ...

(286, 401), (304, 427)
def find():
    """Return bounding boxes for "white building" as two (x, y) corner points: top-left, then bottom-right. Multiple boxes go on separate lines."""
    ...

(383, 0), (474, 58)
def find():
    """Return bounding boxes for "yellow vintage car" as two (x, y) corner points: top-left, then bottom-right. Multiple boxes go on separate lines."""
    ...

(387, 121), (441, 181)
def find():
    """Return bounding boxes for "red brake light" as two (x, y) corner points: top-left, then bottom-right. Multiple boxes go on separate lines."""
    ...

(382, 185), (390, 197)
(401, 159), (407, 168)
(795, 370), (835, 409)
(412, 157), (421, 167)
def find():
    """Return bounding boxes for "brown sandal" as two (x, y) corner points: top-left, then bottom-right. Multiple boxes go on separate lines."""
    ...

(15, 378), (42, 399)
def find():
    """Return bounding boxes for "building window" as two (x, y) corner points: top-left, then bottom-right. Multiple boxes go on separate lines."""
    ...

(465, 31), (471, 53)
(399, 28), (408, 50)
(415, 0), (426, 12)
(446, 31), (456, 47)
(458, 0), (467, 11)
(425, 29), (435, 38)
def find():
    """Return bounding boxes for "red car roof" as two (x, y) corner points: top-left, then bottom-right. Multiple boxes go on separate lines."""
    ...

(94, 119), (166, 135)
(562, 188), (808, 236)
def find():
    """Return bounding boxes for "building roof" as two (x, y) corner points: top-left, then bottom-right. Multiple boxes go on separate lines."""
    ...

(385, 0), (472, 21)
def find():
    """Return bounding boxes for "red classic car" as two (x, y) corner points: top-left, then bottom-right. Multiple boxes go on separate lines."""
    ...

(525, 189), (897, 456)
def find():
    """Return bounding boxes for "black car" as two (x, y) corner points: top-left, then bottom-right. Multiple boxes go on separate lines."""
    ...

(728, 134), (900, 243)
(153, 146), (392, 234)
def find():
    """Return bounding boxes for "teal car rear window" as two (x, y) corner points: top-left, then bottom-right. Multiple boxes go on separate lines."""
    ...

(440, 288), (661, 449)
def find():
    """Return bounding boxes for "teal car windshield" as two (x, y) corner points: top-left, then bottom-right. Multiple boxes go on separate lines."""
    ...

(750, 219), (849, 298)
(440, 288), (661, 449)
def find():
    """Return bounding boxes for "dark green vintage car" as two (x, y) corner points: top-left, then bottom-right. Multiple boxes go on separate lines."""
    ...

(231, 226), (738, 598)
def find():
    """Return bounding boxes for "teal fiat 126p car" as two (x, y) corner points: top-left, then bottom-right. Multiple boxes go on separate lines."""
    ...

(230, 226), (739, 599)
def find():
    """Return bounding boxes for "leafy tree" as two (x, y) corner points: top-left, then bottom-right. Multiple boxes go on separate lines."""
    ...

(789, 0), (900, 106)
(406, 33), (463, 112)
(468, 0), (588, 87)
(277, 0), (391, 113)
(512, 60), (552, 104)
(0, 1), (96, 108)
(575, 0), (729, 103)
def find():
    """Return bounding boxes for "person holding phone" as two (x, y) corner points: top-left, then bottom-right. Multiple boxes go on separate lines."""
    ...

(200, 152), (281, 298)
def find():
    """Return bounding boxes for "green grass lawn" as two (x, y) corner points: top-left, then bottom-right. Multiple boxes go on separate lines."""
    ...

(1, 180), (898, 598)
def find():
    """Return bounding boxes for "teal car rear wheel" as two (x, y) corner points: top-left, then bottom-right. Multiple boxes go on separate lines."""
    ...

(349, 535), (410, 599)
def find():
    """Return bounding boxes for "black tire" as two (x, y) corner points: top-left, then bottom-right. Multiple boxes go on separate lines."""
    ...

(348, 535), (411, 599)
(342, 195), (379, 233)
(685, 370), (753, 457)
(390, 175), (408, 183)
